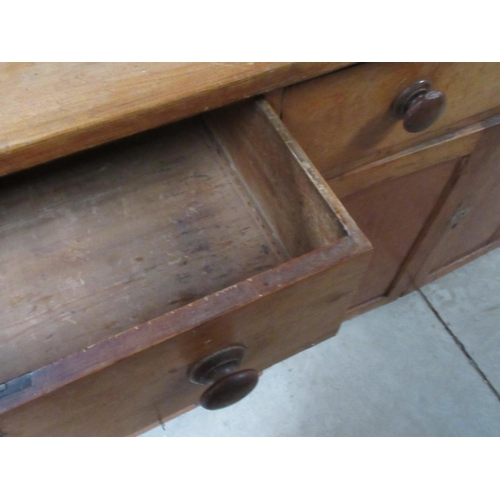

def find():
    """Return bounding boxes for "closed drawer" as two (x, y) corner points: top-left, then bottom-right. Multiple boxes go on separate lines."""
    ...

(0, 99), (371, 436)
(281, 63), (500, 179)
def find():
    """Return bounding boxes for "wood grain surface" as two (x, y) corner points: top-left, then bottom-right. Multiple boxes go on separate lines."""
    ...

(339, 158), (459, 308)
(282, 62), (500, 178)
(0, 62), (351, 178)
(0, 117), (284, 382)
(0, 99), (371, 435)
(408, 122), (500, 285)
(329, 113), (500, 314)
(0, 247), (369, 436)
(329, 123), (482, 198)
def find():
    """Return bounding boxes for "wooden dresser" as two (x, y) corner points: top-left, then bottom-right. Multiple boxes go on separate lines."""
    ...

(1, 62), (499, 436)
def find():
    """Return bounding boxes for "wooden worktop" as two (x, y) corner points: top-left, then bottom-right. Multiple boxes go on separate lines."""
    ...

(0, 62), (351, 178)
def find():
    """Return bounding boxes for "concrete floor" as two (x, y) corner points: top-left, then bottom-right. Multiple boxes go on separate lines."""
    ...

(141, 247), (500, 437)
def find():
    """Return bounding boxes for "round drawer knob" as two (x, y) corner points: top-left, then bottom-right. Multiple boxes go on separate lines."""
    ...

(200, 369), (259, 410)
(188, 345), (259, 410)
(391, 80), (446, 133)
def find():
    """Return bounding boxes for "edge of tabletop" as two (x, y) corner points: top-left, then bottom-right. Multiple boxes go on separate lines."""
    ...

(0, 62), (354, 178)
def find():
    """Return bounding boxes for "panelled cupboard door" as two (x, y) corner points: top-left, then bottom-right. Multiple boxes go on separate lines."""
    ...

(329, 119), (496, 315)
(409, 122), (500, 286)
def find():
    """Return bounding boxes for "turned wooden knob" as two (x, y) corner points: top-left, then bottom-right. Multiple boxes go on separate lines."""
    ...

(199, 369), (259, 410)
(392, 80), (446, 133)
(189, 346), (259, 410)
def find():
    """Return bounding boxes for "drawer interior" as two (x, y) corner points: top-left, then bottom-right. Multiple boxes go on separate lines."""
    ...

(0, 99), (347, 383)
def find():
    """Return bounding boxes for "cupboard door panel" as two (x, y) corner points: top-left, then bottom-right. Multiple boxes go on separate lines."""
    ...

(412, 123), (500, 284)
(339, 159), (460, 309)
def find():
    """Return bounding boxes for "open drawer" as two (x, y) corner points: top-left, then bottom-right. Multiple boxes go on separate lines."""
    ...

(0, 99), (371, 436)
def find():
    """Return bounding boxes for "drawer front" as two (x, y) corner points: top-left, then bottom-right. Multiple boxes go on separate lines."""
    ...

(281, 63), (500, 179)
(0, 252), (366, 437)
(0, 99), (371, 436)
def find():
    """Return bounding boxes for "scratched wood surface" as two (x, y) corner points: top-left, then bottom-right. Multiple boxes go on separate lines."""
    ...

(0, 100), (371, 435)
(0, 62), (351, 178)
(0, 248), (369, 437)
(207, 100), (346, 258)
(0, 99), (371, 435)
(0, 117), (287, 382)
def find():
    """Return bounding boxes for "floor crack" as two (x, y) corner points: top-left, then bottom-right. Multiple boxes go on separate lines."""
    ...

(417, 288), (500, 403)
(154, 405), (166, 432)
